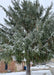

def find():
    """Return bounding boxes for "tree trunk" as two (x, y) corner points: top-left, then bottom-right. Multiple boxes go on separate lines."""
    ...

(26, 62), (31, 75)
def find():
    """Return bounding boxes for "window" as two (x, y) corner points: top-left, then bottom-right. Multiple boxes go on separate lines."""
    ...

(5, 63), (8, 70)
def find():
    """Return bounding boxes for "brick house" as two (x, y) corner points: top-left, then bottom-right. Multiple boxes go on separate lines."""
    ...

(0, 61), (16, 73)
(0, 50), (24, 73)
(0, 59), (24, 73)
(0, 59), (33, 73)
(0, 50), (33, 73)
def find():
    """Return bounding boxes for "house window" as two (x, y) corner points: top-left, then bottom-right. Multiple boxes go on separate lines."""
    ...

(5, 63), (8, 70)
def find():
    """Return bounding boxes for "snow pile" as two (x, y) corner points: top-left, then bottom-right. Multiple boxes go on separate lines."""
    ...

(46, 62), (54, 68)
(31, 65), (49, 70)
(32, 70), (52, 75)
(0, 72), (25, 75)
(0, 70), (52, 75)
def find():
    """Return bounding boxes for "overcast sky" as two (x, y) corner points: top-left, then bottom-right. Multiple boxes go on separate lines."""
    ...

(0, 0), (54, 25)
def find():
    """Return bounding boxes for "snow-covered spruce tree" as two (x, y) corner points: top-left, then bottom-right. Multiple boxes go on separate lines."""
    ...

(0, 0), (54, 75)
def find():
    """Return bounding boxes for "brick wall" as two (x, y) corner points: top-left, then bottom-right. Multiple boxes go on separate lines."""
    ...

(0, 61), (6, 73)
(8, 61), (16, 72)
(0, 61), (33, 73)
(0, 61), (16, 73)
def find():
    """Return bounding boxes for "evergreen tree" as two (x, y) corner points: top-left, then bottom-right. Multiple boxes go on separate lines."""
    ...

(0, 0), (54, 75)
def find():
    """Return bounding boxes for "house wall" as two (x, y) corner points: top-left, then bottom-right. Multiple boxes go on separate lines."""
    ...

(0, 61), (24, 73)
(51, 58), (54, 62)
(0, 60), (33, 73)
(15, 63), (23, 71)
(0, 61), (5, 73)
(0, 61), (16, 73)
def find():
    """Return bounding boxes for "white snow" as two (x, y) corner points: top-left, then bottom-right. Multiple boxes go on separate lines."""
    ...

(46, 62), (54, 68)
(0, 70), (52, 75)
(31, 65), (49, 70)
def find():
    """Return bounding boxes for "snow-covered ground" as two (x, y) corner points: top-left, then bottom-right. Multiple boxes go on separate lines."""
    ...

(46, 62), (54, 68)
(31, 63), (54, 70)
(31, 65), (49, 70)
(0, 70), (52, 75)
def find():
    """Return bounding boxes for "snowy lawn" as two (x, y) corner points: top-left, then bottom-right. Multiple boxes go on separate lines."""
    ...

(31, 65), (49, 70)
(0, 70), (52, 75)
(46, 62), (54, 68)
